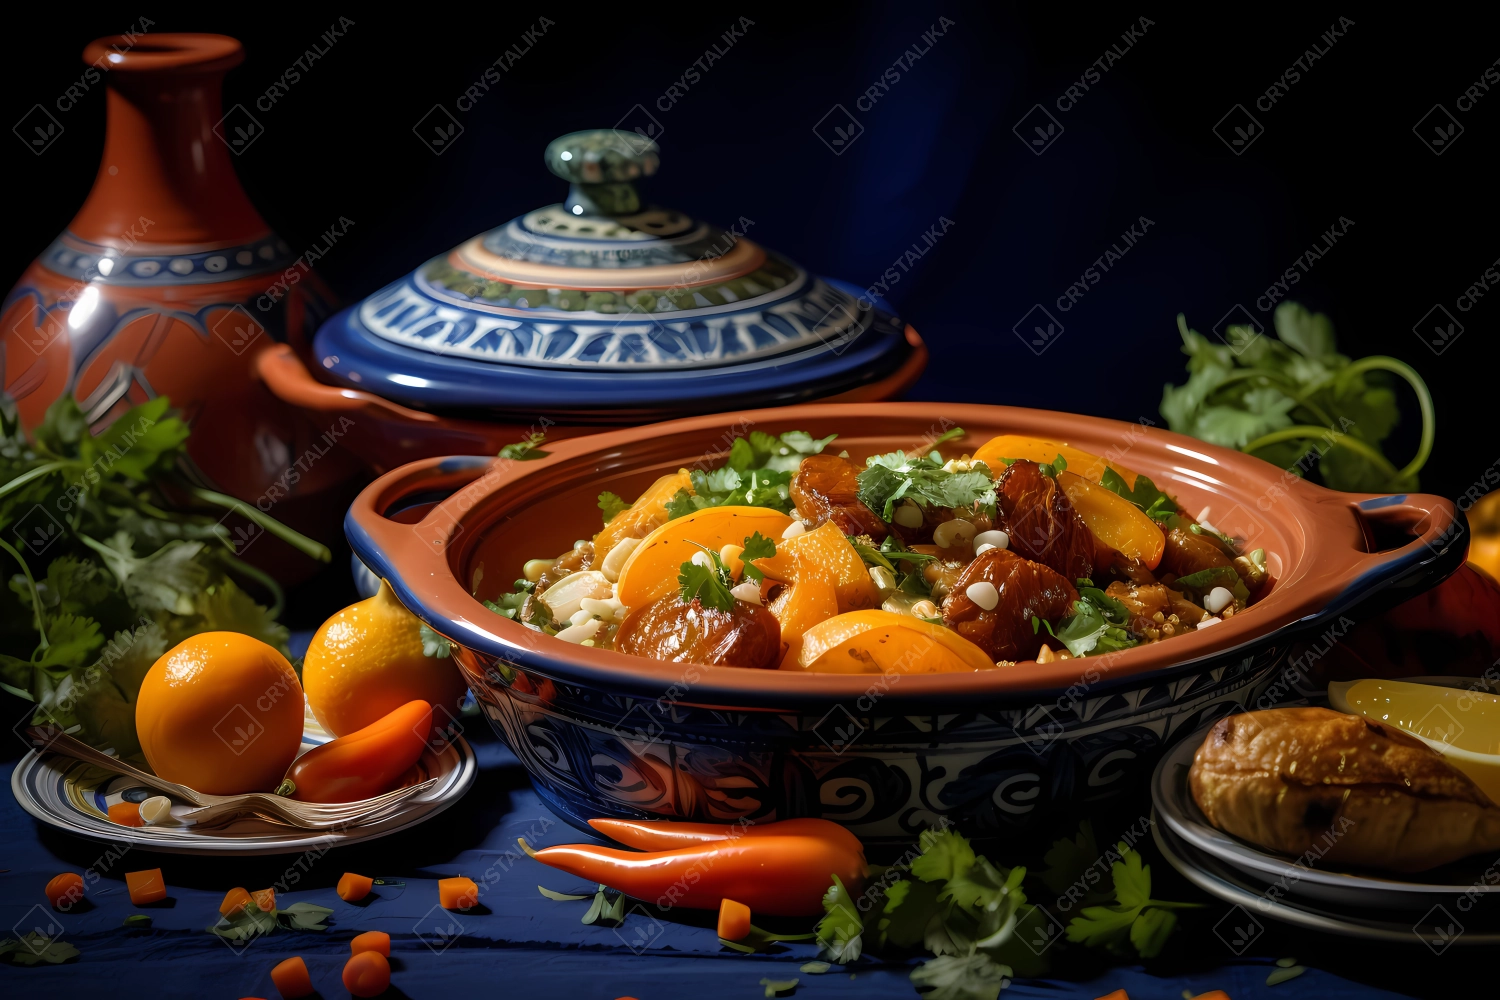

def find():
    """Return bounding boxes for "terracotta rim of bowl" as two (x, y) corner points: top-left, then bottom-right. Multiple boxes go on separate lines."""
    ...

(346, 402), (1463, 706)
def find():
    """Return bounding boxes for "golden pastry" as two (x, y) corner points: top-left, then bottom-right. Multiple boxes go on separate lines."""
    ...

(1189, 706), (1500, 872)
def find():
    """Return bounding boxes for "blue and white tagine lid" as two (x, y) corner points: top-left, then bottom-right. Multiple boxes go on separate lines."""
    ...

(313, 130), (919, 417)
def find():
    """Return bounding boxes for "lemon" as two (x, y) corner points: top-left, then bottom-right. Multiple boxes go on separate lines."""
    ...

(1329, 678), (1500, 803)
(303, 581), (469, 737)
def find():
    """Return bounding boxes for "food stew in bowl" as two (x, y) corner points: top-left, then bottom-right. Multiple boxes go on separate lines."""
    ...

(491, 429), (1272, 674)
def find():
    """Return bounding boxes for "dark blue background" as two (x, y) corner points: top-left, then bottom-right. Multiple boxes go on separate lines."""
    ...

(6, 4), (1496, 506)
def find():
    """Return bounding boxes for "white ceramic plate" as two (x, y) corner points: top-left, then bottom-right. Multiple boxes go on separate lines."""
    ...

(10, 717), (475, 856)
(1153, 719), (1500, 911)
(1152, 816), (1500, 945)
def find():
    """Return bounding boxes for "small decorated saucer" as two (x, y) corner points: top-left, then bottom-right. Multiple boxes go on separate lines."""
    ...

(10, 712), (475, 856)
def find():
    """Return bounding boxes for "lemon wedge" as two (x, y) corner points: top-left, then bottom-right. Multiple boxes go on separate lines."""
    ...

(1328, 678), (1500, 804)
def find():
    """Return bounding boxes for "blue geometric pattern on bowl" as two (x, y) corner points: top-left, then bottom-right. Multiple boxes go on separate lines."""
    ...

(451, 643), (1282, 846)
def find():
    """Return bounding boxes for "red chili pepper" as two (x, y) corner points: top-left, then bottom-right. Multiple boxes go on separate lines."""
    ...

(287, 700), (431, 802)
(589, 816), (864, 857)
(520, 833), (865, 917)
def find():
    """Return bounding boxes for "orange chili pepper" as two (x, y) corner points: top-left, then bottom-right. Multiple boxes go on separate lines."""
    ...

(590, 816), (864, 857)
(270, 956), (314, 999)
(338, 872), (374, 902)
(253, 888), (276, 912)
(45, 873), (84, 911)
(521, 833), (865, 917)
(1095, 991), (1130, 1000)
(125, 868), (166, 905)
(287, 700), (432, 803)
(351, 930), (391, 957)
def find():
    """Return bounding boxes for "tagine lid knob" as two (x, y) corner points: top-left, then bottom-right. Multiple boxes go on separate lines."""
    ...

(544, 129), (660, 216)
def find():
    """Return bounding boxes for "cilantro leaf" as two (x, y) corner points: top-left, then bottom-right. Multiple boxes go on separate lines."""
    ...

(678, 549), (735, 612)
(499, 431), (549, 461)
(910, 828), (977, 884)
(815, 874), (865, 964)
(1171, 565), (1249, 605)
(739, 532), (776, 582)
(1097, 468), (1175, 516)
(0, 932), (80, 965)
(1063, 841), (1202, 959)
(598, 491), (630, 525)
(1039, 821), (1102, 897)
(878, 877), (942, 950)
(908, 953), (1012, 1000)
(856, 454), (995, 521)
(419, 623), (452, 658)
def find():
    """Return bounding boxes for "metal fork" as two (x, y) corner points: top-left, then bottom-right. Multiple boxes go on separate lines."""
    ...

(29, 727), (440, 830)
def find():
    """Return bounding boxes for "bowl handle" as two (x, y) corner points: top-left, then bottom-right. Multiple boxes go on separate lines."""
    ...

(1304, 489), (1467, 623)
(344, 454), (498, 581)
(255, 343), (446, 424)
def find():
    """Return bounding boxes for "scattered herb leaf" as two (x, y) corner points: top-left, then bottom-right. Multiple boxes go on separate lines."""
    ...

(739, 532), (776, 582)
(678, 547), (736, 612)
(598, 491), (630, 525)
(498, 432), (550, 461)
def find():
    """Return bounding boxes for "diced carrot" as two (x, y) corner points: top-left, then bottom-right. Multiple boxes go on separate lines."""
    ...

(270, 956), (314, 999)
(108, 801), (144, 827)
(253, 888), (276, 913)
(337, 872), (374, 902)
(438, 876), (479, 910)
(221, 887), (253, 917)
(350, 930), (391, 957)
(125, 868), (167, 905)
(717, 897), (752, 941)
(44, 872), (84, 911)
(1094, 991), (1130, 1000)
(342, 951), (391, 998)
(1190, 993), (1232, 1000)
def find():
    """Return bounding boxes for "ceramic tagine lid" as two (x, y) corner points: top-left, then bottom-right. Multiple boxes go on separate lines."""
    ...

(312, 130), (921, 418)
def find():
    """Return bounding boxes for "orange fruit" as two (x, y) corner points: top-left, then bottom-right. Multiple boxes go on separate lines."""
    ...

(303, 581), (468, 737)
(135, 632), (304, 794)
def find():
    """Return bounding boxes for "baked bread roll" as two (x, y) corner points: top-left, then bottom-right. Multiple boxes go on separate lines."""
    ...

(1189, 706), (1500, 872)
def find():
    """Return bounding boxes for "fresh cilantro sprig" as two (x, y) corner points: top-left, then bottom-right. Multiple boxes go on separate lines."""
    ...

(856, 451), (995, 522)
(1161, 302), (1433, 492)
(727, 430), (838, 473)
(667, 467), (795, 519)
(678, 546), (737, 612)
(738, 532), (776, 583)
(1097, 468), (1175, 516)
(598, 491), (629, 525)
(1064, 840), (1203, 958)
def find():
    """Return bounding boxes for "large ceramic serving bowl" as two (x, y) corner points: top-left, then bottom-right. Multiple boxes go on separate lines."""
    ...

(345, 403), (1466, 844)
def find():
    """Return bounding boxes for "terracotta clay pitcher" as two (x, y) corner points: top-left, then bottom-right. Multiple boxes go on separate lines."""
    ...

(1, 33), (359, 574)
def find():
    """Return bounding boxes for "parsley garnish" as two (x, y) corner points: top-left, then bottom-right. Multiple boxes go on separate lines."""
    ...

(738, 532), (776, 582)
(1064, 840), (1202, 957)
(726, 429), (838, 473)
(498, 431), (550, 461)
(677, 547), (736, 612)
(667, 467), (795, 519)
(856, 451), (995, 521)
(597, 491), (629, 525)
